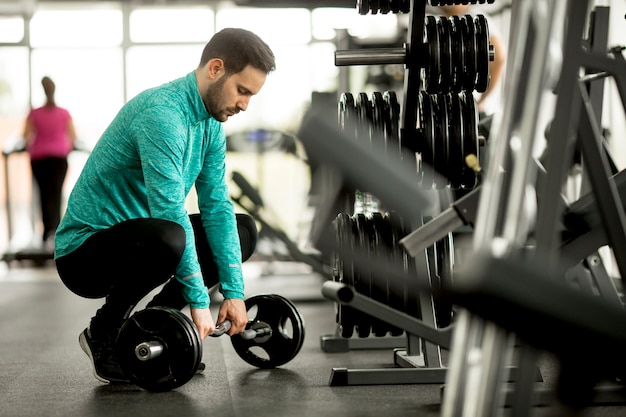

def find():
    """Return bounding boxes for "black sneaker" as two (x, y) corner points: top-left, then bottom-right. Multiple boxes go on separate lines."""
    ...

(79, 328), (130, 383)
(196, 362), (206, 374)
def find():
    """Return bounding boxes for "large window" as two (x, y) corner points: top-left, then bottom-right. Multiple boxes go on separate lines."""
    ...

(0, 16), (24, 43)
(30, 8), (123, 47)
(126, 44), (204, 99)
(30, 48), (124, 145)
(28, 5), (125, 146)
(130, 7), (214, 43)
(0, 2), (404, 255)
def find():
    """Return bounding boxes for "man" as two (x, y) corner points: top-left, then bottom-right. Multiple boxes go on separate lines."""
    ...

(55, 28), (276, 384)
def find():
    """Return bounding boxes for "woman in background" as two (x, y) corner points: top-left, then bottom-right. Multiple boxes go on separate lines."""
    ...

(23, 76), (76, 251)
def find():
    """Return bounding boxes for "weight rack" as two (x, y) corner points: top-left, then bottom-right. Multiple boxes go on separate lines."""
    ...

(439, 1), (626, 415)
(319, 0), (498, 386)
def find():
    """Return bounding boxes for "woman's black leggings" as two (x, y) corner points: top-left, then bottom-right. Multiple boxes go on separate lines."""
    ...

(55, 213), (257, 337)
(31, 157), (68, 241)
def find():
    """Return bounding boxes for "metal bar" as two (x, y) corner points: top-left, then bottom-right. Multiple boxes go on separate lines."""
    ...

(534, 0), (588, 260)
(328, 367), (447, 386)
(298, 106), (434, 223)
(334, 47), (407, 66)
(400, 207), (464, 257)
(577, 82), (626, 284)
(585, 253), (623, 310)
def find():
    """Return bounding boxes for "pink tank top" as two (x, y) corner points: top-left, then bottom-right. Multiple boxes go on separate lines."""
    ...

(27, 106), (73, 160)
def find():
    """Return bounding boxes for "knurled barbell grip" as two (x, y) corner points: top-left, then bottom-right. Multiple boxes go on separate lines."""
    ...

(210, 320), (259, 340)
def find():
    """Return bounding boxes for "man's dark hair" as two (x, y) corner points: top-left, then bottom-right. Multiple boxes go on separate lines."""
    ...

(199, 28), (276, 75)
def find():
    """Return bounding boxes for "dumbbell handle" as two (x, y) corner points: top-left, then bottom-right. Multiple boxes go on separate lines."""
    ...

(210, 320), (269, 340)
(134, 321), (270, 361)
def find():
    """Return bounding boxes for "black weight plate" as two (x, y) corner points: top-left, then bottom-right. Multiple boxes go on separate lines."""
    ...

(356, 92), (373, 146)
(380, 212), (404, 336)
(357, 0), (369, 15)
(445, 92), (464, 190)
(449, 15), (465, 93)
(399, 0), (410, 13)
(263, 293), (307, 355)
(117, 307), (202, 392)
(338, 92), (357, 140)
(379, 92), (393, 155)
(436, 16), (452, 93)
(353, 213), (372, 338)
(335, 212), (356, 338)
(460, 91), (479, 189)
(418, 91), (435, 190)
(383, 90), (402, 160)
(423, 15), (440, 93)
(231, 294), (305, 369)
(474, 15), (490, 93)
(430, 93), (449, 189)
(460, 15), (477, 91)
(367, 212), (389, 337)
(379, 0), (391, 14)
(387, 211), (419, 320)
(433, 234), (455, 328)
(371, 91), (387, 150)
(369, 0), (379, 14)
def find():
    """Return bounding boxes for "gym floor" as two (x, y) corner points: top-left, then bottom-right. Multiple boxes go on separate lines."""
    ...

(1, 260), (625, 417)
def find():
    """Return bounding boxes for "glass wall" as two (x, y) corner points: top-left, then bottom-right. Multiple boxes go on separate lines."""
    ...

(0, 1), (400, 254)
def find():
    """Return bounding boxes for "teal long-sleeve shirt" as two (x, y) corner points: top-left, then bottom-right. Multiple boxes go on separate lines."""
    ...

(54, 71), (244, 308)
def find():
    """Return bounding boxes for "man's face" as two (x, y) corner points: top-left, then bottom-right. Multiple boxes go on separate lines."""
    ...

(203, 65), (267, 122)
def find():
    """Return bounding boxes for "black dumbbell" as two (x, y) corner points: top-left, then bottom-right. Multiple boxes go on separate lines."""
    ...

(116, 294), (305, 392)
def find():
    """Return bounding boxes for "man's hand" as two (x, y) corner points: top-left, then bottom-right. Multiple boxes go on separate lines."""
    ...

(190, 307), (215, 340)
(216, 298), (248, 336)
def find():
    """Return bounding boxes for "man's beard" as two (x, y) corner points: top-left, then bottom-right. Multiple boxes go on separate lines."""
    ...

(204, 76), (227, 121)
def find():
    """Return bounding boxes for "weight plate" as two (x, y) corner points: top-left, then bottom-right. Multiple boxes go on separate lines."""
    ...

(369, 0), (379, 14)
(379, 0), (391, 14)
(335, 212), (356, 338)
(264, 293), (307, 355)
(460, 91), (479, 189)
(383, 91), (401, 160)
(424, 15), (440, 93)
(449, 15), (465, 93)
(399, 0), (410, 13)
(445, 93), (464, 190)
(371, 91), (387, 150)
(369, 212), (392, 337)
(117, 307), (202, 392)
(387, 211), (419, 320)
(418, 90), (435, 190)
(357, 0), (369, 15)
(353, 213), (372, 338)
(436, 16), (452, 93)
(338, 92), (356, 140)
(433, 234), (455, 328)
(474, 15), (490, 93)
(380, 212), (404, 336)
(460, 15), (477, 91)
(231, 294), (305, 369)
(356, 92), (373, 146)
(430, 94), (449, 189)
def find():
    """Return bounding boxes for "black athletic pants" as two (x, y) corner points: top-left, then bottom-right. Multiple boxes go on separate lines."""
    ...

(56, 213), (257, 338)
(31, 157), (68, 242)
